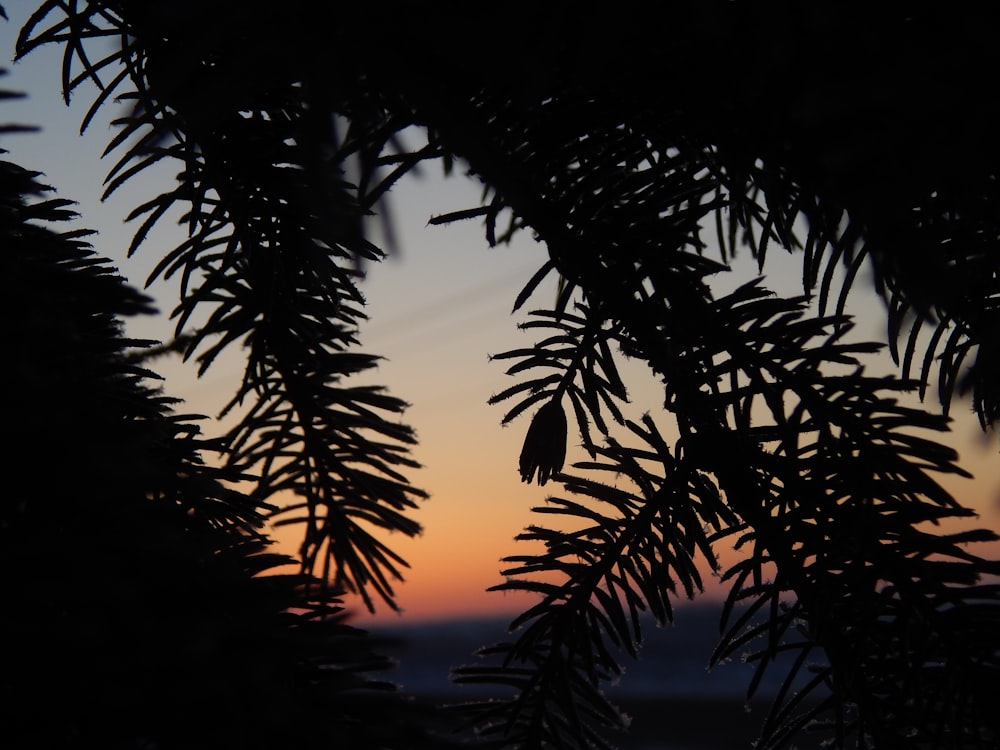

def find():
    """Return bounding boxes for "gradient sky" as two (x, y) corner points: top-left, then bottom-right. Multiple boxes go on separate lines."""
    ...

(3, 7), (999, 626)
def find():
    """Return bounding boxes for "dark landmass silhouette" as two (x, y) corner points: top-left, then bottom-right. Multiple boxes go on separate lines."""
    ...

(369, 604), (825, 750)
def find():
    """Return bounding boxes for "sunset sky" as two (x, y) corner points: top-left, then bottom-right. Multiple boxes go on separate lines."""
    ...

(4, 7), (999, 627)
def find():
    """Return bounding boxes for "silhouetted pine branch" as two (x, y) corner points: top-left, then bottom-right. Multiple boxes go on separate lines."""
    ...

(18, 2), (429, 610)
(0, 74), (448, 748)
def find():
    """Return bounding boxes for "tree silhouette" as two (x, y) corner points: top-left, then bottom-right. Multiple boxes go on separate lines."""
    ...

(10, 2), (1000, 749)
(0, 43), (443, 750)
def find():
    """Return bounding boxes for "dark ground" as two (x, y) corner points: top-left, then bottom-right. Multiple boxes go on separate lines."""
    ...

(433, 694), (824, 750)
(368, 605), (828, 750)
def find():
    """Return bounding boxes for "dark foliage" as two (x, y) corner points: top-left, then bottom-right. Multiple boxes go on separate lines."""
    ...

(10, 2), (1000, 749)
(0, 71), (447, 748)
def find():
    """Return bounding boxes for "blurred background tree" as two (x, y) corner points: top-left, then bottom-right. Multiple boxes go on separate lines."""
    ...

(8, 2), (1000, 748)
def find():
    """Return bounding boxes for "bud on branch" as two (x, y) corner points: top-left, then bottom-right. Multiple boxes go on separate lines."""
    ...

(518, 399), (567, 485)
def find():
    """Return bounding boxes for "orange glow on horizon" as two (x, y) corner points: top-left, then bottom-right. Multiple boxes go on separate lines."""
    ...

(344, 407), (1000, 626)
